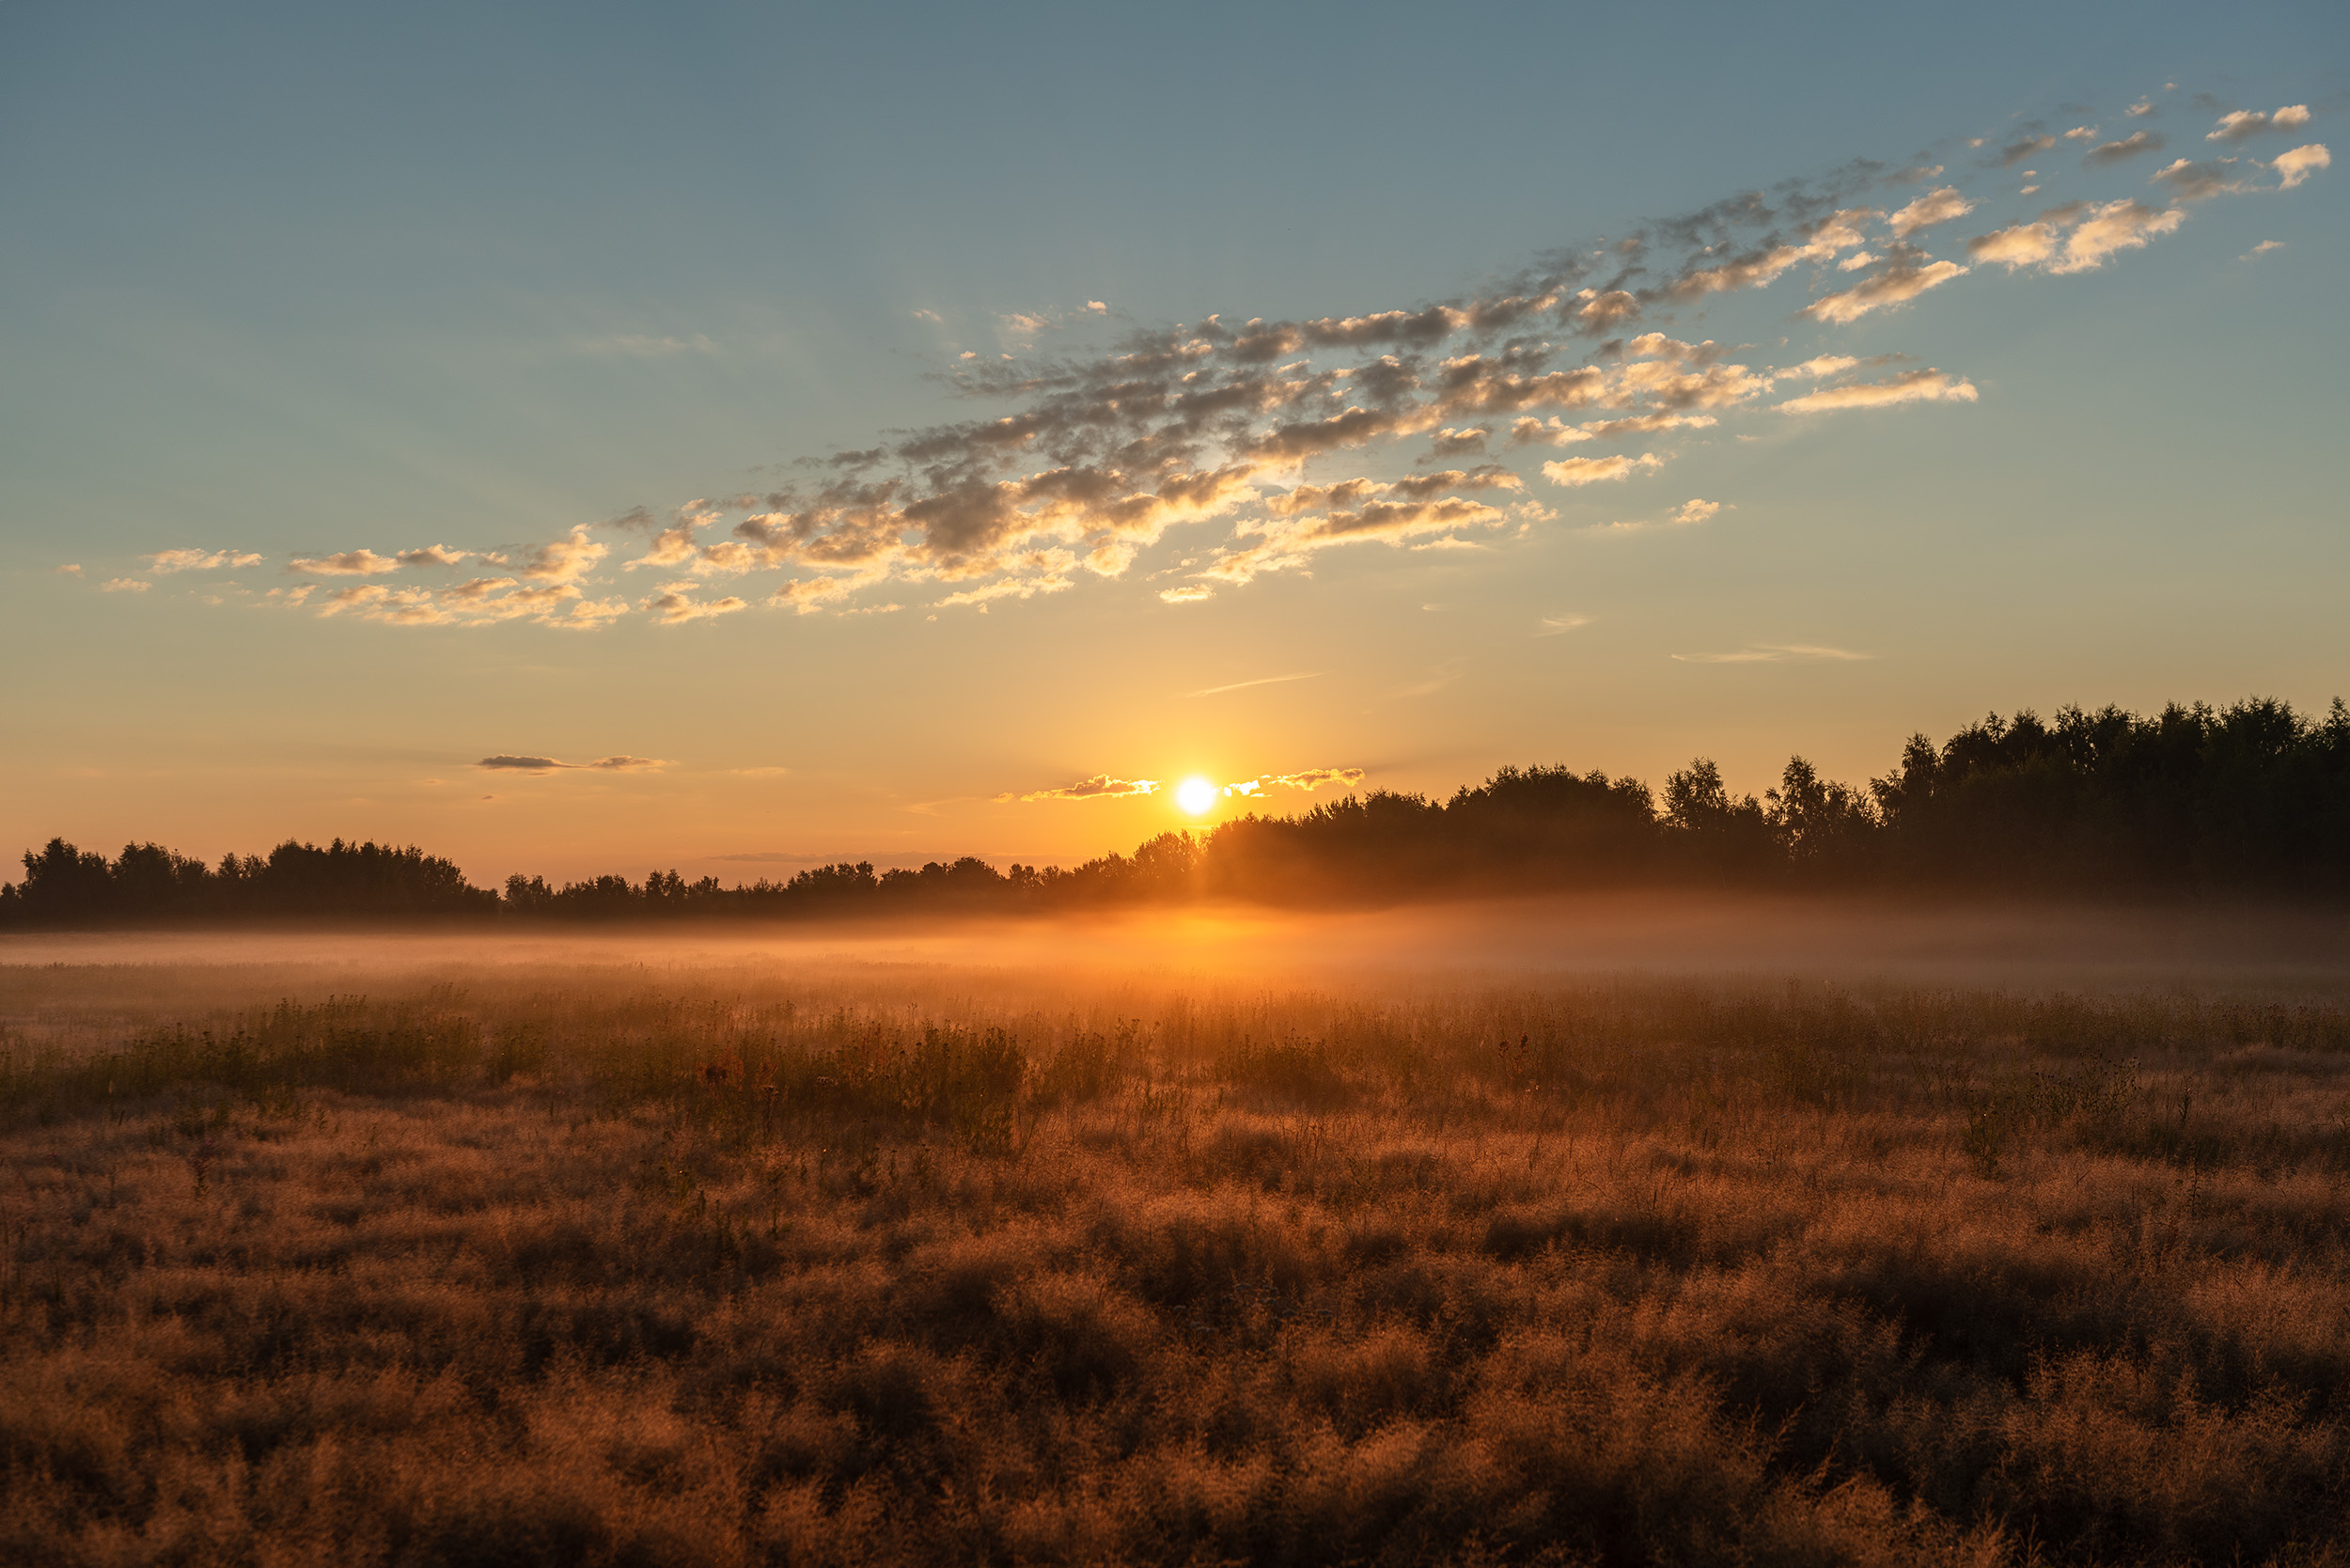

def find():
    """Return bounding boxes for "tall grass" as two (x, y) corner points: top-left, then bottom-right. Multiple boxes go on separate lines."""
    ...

(5, 963), (2350, 1564)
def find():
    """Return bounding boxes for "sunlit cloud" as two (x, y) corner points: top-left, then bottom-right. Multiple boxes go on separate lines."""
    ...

(519, 525), (608, 584)
(1778, 368), (1977, 414)
(1802, 257), (1967, 323)
(147, 548), (262, 573)
(289, 549), (403, 576)
(1239, 767), (1365, 792)
(1541, 453), (1667, 487)
(2048, 199), (2186, 273)
(1671, 643), (1873, 664)
(2274, 144), (2330, 189)
(1010, 775), (1161, 802)
(1886, 186), (1974, 238)
(1536, 613), (1590, 635)
(2207, 105), (2311, 142)
(100, 577), (151, 593)
(131, 84), (2318, 634)
(641, 587), (748, 625)
(1588, 496), (1725, 534)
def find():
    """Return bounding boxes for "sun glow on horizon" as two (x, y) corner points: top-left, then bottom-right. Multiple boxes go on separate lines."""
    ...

(1174, 776), (1218, 815)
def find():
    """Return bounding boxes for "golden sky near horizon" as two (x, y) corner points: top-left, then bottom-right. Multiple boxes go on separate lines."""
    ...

(4, 6), (2343, 884)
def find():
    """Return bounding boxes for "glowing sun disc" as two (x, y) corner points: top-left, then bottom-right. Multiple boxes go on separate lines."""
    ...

(1175, 776), (1218, 814)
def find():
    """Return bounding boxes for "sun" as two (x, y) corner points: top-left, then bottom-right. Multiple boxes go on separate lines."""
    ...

(1174, 776), (1218, 815)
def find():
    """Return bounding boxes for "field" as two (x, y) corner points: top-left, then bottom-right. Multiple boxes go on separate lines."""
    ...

(6, 902), (2350, 1566)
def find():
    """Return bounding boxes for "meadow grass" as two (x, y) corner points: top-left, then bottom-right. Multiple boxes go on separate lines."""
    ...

(4, 953), (2350, 1565)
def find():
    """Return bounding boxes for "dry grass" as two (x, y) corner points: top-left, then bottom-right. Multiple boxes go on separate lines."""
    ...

(5, 955), (2350, 1565)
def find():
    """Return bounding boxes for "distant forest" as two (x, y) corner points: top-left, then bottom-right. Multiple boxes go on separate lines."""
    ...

(7, 698), (2346, 927)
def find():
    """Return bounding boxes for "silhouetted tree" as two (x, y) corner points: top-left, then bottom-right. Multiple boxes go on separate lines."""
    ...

(8, 696), (2346, 927)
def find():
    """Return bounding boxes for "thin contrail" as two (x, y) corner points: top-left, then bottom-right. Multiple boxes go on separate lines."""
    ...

(1185, 671), (1325, 698)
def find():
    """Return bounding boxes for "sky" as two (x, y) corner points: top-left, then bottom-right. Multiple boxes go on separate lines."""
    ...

(3, 1), (2344, 885)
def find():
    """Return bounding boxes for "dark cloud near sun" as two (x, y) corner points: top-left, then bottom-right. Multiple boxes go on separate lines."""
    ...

(476, 754), (668, 773)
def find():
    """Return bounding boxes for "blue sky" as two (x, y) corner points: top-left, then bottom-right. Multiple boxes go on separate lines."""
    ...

(3, 1), (2343, 879)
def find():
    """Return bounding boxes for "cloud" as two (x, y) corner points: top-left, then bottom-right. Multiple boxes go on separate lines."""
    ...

(146, 548), (262, 573)
(1803, 257), (1966, 323)
(1571, 288), (1642, 330)
(289, 549), (403, 576)
(1663, 208), (1877, 301)
(2048, 198), (2186, 273)
(1969, 197), (2189, 274)
(2150, 158), (2248, 203)
(1016, 775), (1160, 802)
(1254, 767), (1364, 791)
(1535, 614), (1590, 635)
(624, 525), (700, 571)
(768, 572), (885, 615)
(552, 598), (633, 630)
(2274, 144), (2330, 189)
(2242, 240), (2286, 259)
(1671, 643), (1872, 664)
(56, 563), (82, 575)
(396, 544), (473, 568)
(476, 754), (667, 773)
(312, 585), (459, 623)
(1587, 496), (1726, 534)
(934, 572), (1076, 610)
(642, 588), (747, 625)
(1886, 186), (1974, 237)
(519, 526), (609, 584)
(1187, 671), (1322, 697)
(169, 87), (2307, 633)
(2085, 130), (2164, 165)
(1777, 368), (1977, 413)
(1510, 411), (1714, 447)
(2208, 105), (2311, 141)
(100, 577), (150, 593)
(1541, 453), (1666, 486)
(1194, 469), (1520, 587)
(2127, 100), (2155, 118)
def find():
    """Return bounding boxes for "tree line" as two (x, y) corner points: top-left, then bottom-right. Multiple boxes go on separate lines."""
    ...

(6, 698), (2345, 927)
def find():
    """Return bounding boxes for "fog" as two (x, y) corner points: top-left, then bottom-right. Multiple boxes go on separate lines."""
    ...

(6, 891), (2347, 1005)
